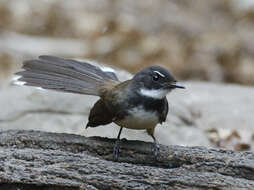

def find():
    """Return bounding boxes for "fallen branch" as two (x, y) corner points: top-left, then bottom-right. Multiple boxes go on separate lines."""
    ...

(0, 130), (253, 189)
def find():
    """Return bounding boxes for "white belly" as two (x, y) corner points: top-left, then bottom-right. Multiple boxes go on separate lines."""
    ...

(115, 106), (159, 130)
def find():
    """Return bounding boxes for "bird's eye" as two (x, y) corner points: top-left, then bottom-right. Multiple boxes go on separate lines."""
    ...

(153, 73), (159, 81)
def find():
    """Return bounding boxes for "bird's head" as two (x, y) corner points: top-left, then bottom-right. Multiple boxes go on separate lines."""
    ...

(131, 65), (185, 99)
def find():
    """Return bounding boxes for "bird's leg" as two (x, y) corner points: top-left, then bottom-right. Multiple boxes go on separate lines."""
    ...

(151, 135), (160, 158)
(113, 127), (123, 161)
(147, 128), (160, 158)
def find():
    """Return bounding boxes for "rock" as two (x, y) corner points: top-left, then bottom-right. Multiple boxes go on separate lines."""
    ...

(1, 77), (254, 150)
(0, 130), (253, 189)
(0, 31), (90, 57)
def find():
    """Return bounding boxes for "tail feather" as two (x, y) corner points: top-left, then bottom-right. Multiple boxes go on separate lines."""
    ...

(15, 55), (119, 96)
(23, 60), (103, 83)
(39, 56), (106, 78)
(17, 69), (99, 88)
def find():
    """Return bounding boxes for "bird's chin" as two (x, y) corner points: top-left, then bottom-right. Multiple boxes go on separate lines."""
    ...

(139, 88), (170, 99)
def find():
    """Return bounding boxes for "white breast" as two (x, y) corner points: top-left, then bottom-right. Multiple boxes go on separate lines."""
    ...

(115, 106), (159, 130)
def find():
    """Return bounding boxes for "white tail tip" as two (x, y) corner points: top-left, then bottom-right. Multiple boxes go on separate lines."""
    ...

(11, 75), (46, 91)
(35, 87), (45, 91)
(11, 75), (26, 86)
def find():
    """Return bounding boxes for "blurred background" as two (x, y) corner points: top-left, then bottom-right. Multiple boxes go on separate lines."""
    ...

(0, 0), (254, 151)
(1, 0), (254, 85)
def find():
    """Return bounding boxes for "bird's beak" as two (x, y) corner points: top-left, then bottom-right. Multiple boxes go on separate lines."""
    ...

(170, 81), (185, 89)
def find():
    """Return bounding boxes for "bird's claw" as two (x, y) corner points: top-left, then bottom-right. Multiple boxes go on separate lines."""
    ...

(113, 140), (120, 161)
(152, 142), (160, 158)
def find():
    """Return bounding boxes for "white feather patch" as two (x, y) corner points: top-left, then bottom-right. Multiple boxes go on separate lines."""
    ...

(76, 58), (116, 73)
(100, 66), (115, 73)
(140, 88), (170, 99)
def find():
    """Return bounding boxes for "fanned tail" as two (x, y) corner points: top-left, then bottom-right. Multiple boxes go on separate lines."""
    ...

(14, 55), (119, 96)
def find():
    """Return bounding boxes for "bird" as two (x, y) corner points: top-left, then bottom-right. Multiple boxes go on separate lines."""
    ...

(14, 55), (185, 160)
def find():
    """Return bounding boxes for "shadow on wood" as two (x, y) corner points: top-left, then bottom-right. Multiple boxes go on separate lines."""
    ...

(0, 130), (253, 189)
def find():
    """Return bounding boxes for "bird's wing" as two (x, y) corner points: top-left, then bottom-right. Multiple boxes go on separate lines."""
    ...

(86, 98), (115, 128)
(159, 98), (169, 123)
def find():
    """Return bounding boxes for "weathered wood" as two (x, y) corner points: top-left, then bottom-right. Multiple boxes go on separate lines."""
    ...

(0, 130), (253, 190)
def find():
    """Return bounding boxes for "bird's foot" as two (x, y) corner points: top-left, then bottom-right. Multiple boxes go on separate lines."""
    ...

(113, 140), (120, 161)
(152, 141), (160, 159)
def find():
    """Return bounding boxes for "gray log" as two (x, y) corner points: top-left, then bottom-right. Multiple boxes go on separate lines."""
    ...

(0, 130), (253, 190)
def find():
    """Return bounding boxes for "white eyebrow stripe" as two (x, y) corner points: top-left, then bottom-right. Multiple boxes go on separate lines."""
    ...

(153, 71), (165, 77)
